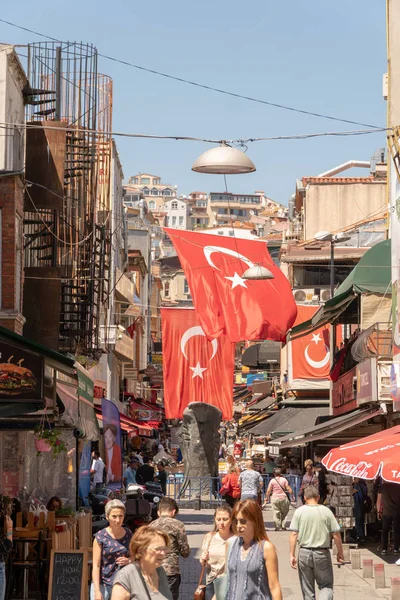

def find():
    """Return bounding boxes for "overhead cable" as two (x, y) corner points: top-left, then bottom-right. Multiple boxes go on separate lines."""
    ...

(0, 17), (384, 130)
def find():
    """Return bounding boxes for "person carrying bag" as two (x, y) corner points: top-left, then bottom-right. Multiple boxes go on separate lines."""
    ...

(263, 468), (294, 531)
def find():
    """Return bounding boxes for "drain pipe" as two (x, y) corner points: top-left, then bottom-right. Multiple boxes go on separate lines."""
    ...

(318, 160), (371, 178)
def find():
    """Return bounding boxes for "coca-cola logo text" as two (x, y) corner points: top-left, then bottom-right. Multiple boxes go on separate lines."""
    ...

(330, 457), (373, 478)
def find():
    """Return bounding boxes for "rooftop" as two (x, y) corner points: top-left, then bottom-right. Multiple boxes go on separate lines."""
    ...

(301, 176), (384, 185)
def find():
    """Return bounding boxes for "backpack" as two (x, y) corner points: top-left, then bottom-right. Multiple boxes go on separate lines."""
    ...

(363, 495), (373, 513)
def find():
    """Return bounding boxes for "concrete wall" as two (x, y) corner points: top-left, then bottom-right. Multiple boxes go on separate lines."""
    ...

(0, 46), (26, 172)
(304, 182), (386, 240)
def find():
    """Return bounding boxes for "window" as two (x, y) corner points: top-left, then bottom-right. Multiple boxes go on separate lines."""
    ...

(142, 187), (150, 195)
(124, 195), (131, 203)
(171, 201), (178, 210)
(184, 279), (190, 295)
(151, 188), (159, 195)
(164, 282), (170, 297)
(133, 178), (139, 184)
(196, 201), (207, 207)
(148, 201), (155, 209)
(152, 178), (160, 185)
(179, 216), (184, 226)
(140, 177), (150, 184)
(163, 189), (172, 196)
(172, 216), (177, 226)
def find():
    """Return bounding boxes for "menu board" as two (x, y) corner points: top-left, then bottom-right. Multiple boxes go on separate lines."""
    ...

(48, 550), (88, 600)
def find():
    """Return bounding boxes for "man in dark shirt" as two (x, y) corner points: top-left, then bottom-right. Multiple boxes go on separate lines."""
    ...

(136, 456), (155, 485)
(377, 481), (400, 554)
(155, 462), (168, 495)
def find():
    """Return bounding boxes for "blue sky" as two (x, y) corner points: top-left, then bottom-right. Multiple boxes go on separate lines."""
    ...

(1, 0), (387, 204)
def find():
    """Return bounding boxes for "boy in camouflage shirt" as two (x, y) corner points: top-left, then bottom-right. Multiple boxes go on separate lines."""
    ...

(150, 497), (190, 600)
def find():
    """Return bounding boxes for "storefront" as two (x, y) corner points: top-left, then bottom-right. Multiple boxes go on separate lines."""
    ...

(0, 325), (99, 509)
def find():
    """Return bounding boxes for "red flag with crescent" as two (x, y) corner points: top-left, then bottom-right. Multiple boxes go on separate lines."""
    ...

(163, 228), (297, 342)
(161, 308), (234, 419)
(291, 305), (342, 379)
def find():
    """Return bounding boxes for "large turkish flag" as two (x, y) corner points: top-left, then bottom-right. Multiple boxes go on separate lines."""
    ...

(161, 308), (235, 420)
(164, 228), (297, 343)
(291, 305), (341, 379)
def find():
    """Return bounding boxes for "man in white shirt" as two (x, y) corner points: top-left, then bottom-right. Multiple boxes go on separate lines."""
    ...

(90, 451), (105, 489)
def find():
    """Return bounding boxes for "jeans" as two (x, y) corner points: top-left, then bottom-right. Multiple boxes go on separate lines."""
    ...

(241, 494), (257, 501)
(381, 514), (400, 551)
(205, 581), (215, 600)
(271, 497), (290, 529)
(298, 548), (333, 600)
(166, 574), (181, 600)
(90, 582), (112, 600)
(0, 562), (5, 600)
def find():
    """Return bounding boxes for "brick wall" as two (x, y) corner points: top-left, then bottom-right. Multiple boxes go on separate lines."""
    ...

(0, 174), (24, 334)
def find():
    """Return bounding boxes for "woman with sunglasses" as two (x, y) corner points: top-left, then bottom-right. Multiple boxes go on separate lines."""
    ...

(112, 525), (172, 600)
(225, 500), (282, 600)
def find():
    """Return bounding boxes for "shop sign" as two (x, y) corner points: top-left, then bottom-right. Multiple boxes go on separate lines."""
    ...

(0, 340), (44, 402)
(356, 358), (378, 406)
(332, 366), (357, 416)
(152, 354), (163, 366)
(77, 370), (94, 404)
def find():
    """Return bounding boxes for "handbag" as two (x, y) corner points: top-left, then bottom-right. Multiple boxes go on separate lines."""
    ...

(193, 563), (207, 600)
(220, 475), (232, 497)
(273, 476), (291, 502)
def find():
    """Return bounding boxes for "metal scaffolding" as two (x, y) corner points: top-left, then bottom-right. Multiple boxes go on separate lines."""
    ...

(24, 41), (113, 356)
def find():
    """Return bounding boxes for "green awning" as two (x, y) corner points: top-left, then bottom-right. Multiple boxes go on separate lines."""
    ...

(290, 239), (391, 339)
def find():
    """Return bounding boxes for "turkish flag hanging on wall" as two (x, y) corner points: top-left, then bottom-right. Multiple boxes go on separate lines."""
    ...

(291, 305), (341, 380)
(164, 228), (297, 343)
(161, 308), (235, 420)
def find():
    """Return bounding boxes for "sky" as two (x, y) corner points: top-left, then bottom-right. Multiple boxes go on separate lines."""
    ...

(0, 0), (387, 205)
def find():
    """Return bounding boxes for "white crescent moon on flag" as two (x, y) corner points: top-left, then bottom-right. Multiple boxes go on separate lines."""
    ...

(203, 246), (254, 271)
(180, 326), (218, 361)
(304, 344), (330, 369)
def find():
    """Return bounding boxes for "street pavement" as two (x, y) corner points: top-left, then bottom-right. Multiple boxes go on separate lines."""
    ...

(176, 507), (400, 600)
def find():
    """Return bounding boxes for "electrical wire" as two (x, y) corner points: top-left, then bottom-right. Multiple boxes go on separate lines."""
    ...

(0, 17), (384, 130)
(0, 122), (389, 145)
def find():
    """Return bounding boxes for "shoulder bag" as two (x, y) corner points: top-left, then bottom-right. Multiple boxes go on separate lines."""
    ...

(194, 533), (214, 600)
(134, 563), (152, 600)
(273, 477), (291, 502)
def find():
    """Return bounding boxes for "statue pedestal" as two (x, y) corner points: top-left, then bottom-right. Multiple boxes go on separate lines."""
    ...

(179, 402), (222, 500)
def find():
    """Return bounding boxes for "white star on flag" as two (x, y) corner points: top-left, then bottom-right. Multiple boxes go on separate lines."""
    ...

(311, 333), (322, 345)
(225, 272), (248, 289)
(190, 362), (207, 379)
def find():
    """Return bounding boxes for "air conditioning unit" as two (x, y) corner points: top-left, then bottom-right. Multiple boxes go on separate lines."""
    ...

(293, 289), (316, 303)
(321, 289), (332, 302)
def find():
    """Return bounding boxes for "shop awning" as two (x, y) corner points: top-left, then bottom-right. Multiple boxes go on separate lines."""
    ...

(96, 408), (154, 435)
(246, 396), (277, 412)
(248, 407), (329, 437)
(269, 405), (384, 449)
(241, 341), (281, 367)
(290, 239), (391, 340)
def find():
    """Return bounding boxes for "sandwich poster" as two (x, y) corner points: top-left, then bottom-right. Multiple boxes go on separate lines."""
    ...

(0, 341), (44, 401)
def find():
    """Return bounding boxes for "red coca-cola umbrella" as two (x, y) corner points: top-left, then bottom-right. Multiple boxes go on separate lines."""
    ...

(322, 425), (400, 483)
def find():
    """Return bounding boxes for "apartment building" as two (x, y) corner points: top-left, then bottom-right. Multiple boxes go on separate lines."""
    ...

(210, 191), (262, 225)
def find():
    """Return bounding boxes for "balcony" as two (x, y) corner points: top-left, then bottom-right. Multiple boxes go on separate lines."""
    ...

(115, 269), (134, 304)
(114, 331), (134, 363)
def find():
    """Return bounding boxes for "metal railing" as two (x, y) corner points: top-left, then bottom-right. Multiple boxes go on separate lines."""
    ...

(166, 474), (302, 505)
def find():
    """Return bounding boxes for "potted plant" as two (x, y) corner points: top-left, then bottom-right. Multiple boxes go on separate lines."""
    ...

(34, 427), (67, 458)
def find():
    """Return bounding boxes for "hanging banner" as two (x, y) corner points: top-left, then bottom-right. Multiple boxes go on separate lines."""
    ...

(161, 308), (235, 420)
(78, 440), (91, 505)
(291, 306), (331, 380)
(101, 398), (122, 488)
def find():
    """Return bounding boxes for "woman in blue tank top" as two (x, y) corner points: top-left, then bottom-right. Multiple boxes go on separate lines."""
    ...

(226, 500), (282, 600)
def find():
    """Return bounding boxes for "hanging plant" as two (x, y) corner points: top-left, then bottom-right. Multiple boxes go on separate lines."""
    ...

(34, 427), (67, 457)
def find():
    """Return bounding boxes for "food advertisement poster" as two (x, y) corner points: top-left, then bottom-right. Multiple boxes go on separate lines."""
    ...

(0, 340), (44, 401)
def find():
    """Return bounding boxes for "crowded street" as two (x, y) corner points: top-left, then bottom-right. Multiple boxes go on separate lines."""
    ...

(1, 1), (400, 599)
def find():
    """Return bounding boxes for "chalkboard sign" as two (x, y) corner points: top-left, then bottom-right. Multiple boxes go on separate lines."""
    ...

(48, 550), (88, 600)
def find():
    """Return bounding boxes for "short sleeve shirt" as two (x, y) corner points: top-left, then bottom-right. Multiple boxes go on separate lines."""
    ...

(239, 469), (263, 497)
(123, 467), (137, 486)
(95, 527), (132, 585)
(290, 505), (340, 549)
(269, 477), (288, 500)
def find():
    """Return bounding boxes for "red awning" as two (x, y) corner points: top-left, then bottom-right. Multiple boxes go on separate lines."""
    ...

(95, 407), (153, 434)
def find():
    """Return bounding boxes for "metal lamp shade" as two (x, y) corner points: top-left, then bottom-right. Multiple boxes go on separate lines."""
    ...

(192, 145), (256, 174)
(242, 265), (274, 280)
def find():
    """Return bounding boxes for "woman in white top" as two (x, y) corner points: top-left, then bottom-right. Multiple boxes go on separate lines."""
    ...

(200, 505), (235, 600)
(263, 468), (294, 531)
